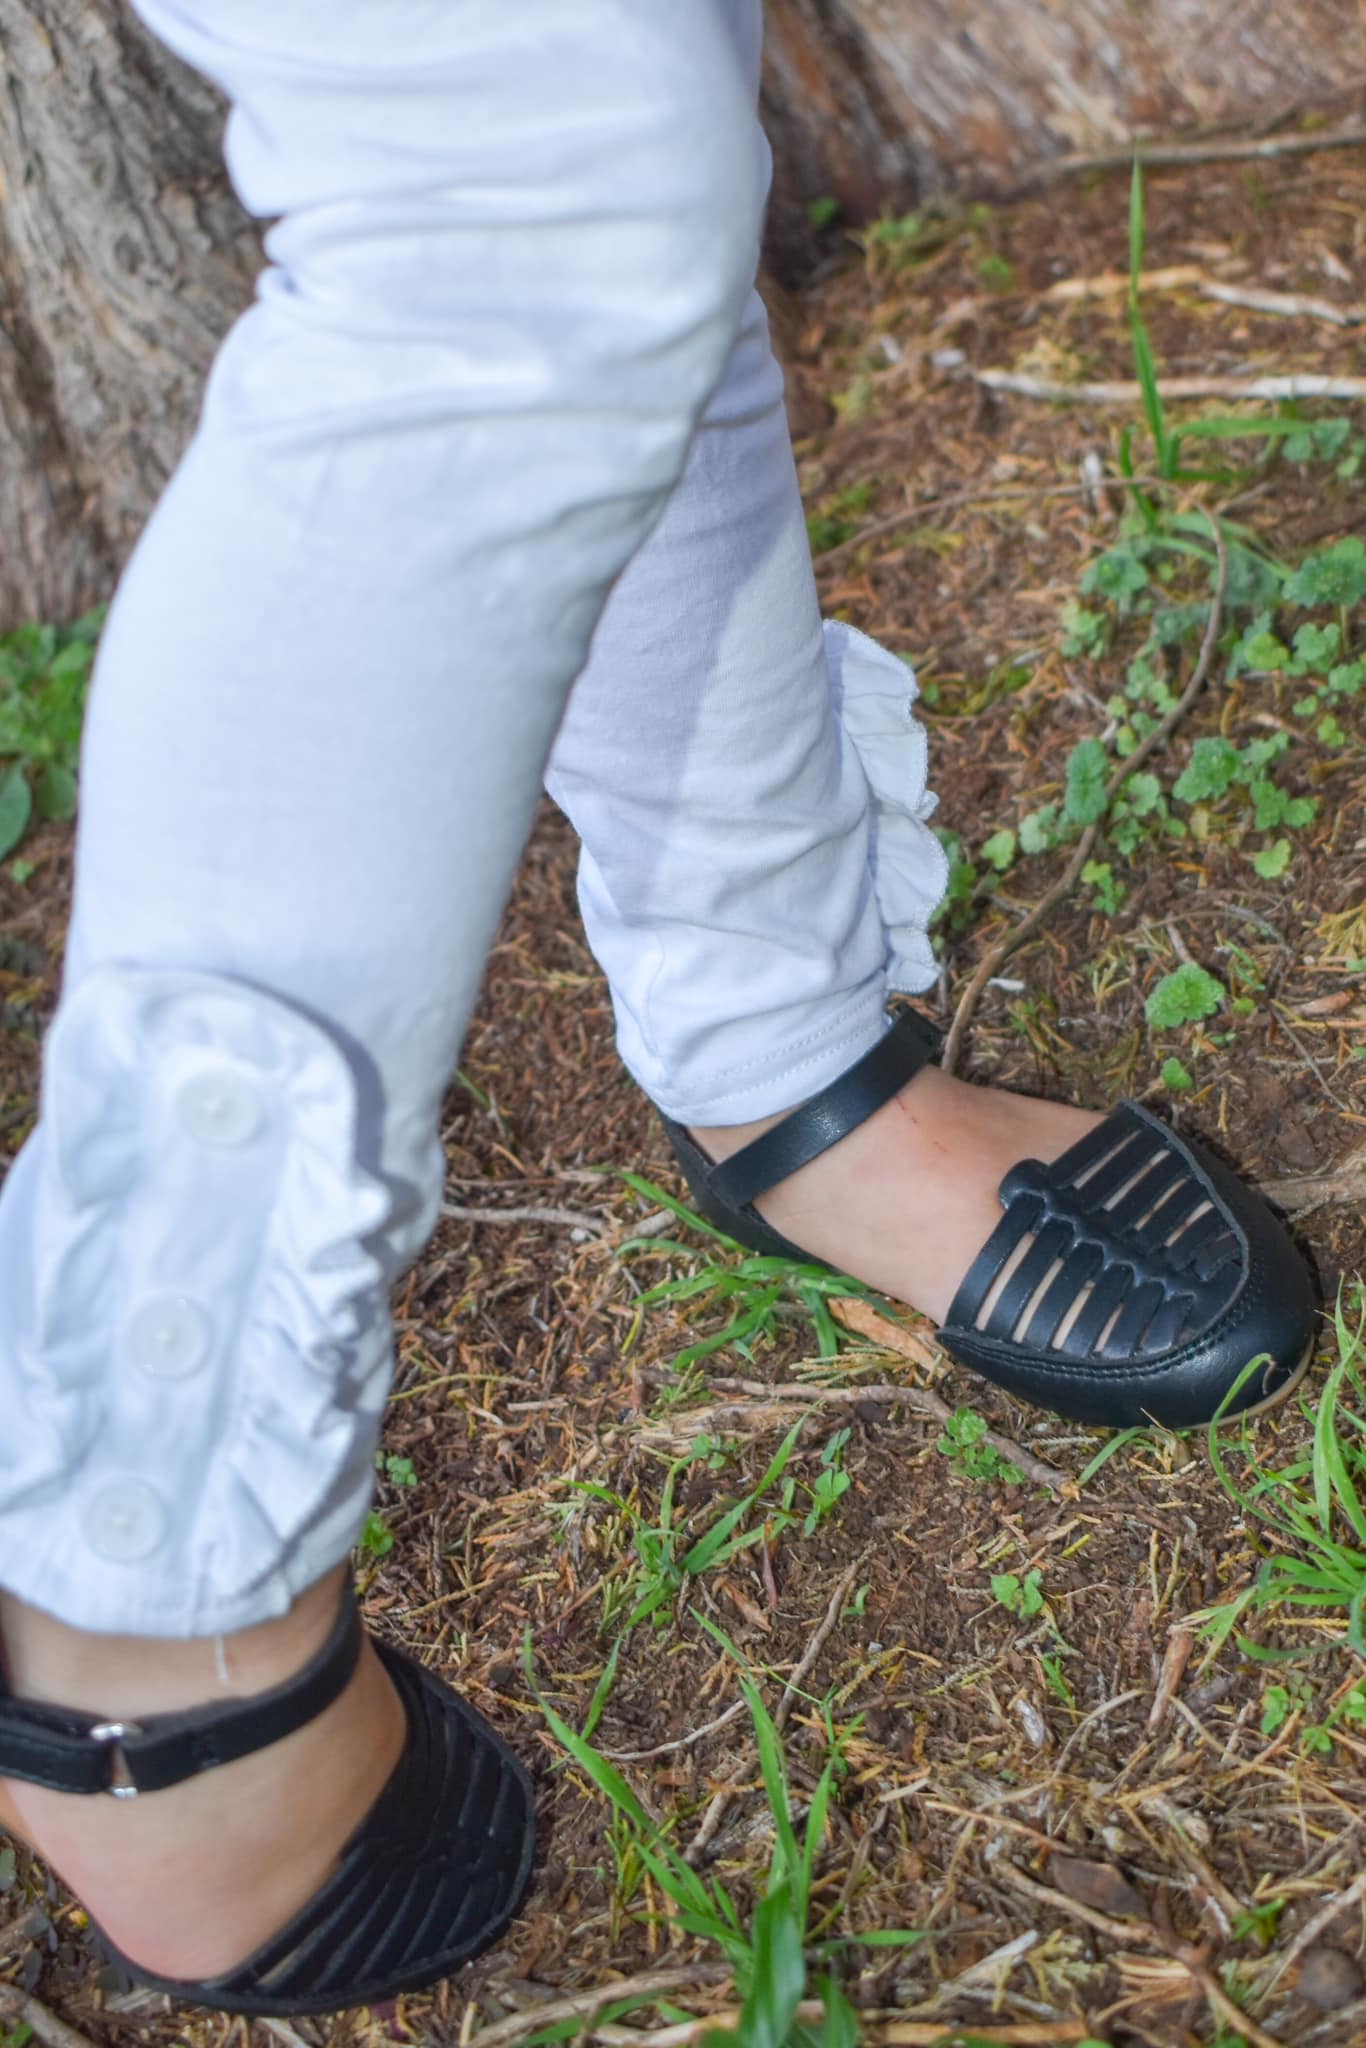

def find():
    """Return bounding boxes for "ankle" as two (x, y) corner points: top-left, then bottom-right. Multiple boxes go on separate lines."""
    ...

(689, 1104), (786, 1164)
(0, 1563), (349, 1718)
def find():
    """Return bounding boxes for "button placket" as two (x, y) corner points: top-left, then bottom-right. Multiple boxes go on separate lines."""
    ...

(175, 1066), (264, 1148)
(126, 1295), (215, 1380)
(83, 1482), (169, 1563)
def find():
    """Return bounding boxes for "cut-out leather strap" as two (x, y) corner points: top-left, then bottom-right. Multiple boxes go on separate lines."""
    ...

(0, 1585), (362, 1797)
(942, 1100), (1244, 1361)
(709, 1007), (942, 1211)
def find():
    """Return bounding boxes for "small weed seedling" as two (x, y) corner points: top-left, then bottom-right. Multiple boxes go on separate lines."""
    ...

(563, 1421), (857, 1635)
(377, 1451), (418, 1489)
(991, 1567), (1045, 1619)
(561, 1422), (794, 1633)
(800, 1428), (852, 1535)
(616, 1171), (884, 1378)
(526, 1616), (926, 2048)
(1198, 1297), (1366, 1668)
(937, 1406), (1023, 1486)
(358, 1509), (395, 1561)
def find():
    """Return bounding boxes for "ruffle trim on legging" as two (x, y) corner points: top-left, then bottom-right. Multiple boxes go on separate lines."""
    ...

(0, 965), (394, 1633)
(823, 619), (949, 994)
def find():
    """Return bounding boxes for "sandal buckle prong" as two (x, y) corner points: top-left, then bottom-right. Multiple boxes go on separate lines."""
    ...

(89, 1719), (144, 1799)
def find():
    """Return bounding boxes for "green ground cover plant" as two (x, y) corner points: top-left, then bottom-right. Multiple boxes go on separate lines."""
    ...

(938, 163), (1361, 957)
(1198, 1296), (1366, 1697)
(0, 612), (101, 866)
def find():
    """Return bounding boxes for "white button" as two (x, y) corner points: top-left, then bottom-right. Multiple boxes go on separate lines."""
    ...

(83, 1482), (169, 1564)
(175, 1066), (263, 1147)
(126, 1295), (215, 1380)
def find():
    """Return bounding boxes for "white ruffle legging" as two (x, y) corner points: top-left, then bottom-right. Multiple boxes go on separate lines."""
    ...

(0, 0), (947, 1636)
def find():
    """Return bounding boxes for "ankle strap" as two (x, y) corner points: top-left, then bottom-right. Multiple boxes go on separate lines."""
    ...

(708, 1007), (942, 1210)
(0, 1587), (362, 1798)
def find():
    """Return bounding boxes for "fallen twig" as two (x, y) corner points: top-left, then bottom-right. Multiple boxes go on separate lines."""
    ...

(0, 1983), (101, 2048)
(776, 1558), (863, 1732)
(260, 2024), (313, 2048)
(1269, 1006), (1358, 1119)
(1043, 264), (1364, 327)
(469, 1966), (732, 2048)
(862, 2029), (1092, 2047)
(598, 2015), (1093, 2048)
(684, 1558), (865, 1863)
(942, 514), (1229, 1074)
(1177, 1955), (1289, 2048)
(827, 1309), (1066, 1488)
(972, 369), (1366, 405)
(441, 1200), (608, 1236)
(600, 1697), (747, 1763)
(684, 1352), (1068, 1493)
(1019, 123), (1366, 184)
(1261, 1143), (1366, 1217)
(1146, 1625), (1195, 1734)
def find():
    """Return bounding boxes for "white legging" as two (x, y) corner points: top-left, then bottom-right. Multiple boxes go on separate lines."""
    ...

(0, 0), (944, 1637)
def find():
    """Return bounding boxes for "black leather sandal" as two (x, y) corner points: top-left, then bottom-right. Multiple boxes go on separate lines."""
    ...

(0, 1591), (535, 2016)
(660, 1008), (1315, 1430)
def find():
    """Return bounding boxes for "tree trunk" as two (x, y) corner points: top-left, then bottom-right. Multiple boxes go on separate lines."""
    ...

(1, 0), (1361, 628)
(0, 2), (258, 630)
(759, 0), (1366, 273)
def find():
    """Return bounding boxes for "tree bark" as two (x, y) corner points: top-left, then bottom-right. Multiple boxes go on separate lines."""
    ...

(1, 0), (1362, 627)
(760, 0), (1366, 272)
(0, 1), (258, 629)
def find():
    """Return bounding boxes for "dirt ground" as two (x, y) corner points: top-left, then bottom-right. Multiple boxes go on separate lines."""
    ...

(2, 146), (1365, 2048)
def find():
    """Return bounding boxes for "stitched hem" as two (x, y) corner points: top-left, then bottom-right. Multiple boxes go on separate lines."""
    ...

(647, 982), (898, 1126)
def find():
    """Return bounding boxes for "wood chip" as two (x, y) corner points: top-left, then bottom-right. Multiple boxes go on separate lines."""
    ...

(1298, 1947), (1366, 2011)
(828, 1296), (942, 1369)
(1049, 1851), (1150, 1921)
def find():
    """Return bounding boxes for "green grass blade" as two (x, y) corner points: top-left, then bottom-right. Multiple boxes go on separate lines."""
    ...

(522, 1994), (666, 2048)
(1349, 1583), (1366, 1658)
(525, 1646), (653, 1830)
(812, 1975), (859, 2048)
(1313, 1355), (1366, 1543)
(1076, 1427), (1148, 1487)
(617, 1171), (738, 1246)
(693, 1610), (806, 1908)
(683, 1419), (804, 1575)
(742, 1672), (804, 1906)
(733, 1882), (806, 2048)
(802, 1754), (837, 1900)
(1127, 158), (1175, 478)
(1129, 155), (1147, 276)
(672, 1289), (783, 1374)
(580, 1634), (623, 1745)
(635, 1842), (733, 1937)
(847, 1929), (930, 1948)
(625, 1580), (677, 1631)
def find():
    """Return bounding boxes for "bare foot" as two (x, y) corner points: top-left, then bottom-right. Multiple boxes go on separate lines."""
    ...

(692, 1065), (1103, 1326)
(0, 1565), (405, 1982)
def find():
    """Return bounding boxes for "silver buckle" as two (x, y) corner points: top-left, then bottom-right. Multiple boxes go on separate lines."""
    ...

(89, 1720), (144, 1800)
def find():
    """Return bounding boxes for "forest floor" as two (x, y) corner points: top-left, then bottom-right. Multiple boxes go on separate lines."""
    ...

(2, 145), (1366, 2048)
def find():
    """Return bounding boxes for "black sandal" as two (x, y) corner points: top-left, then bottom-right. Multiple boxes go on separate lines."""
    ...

(0, 1591), (535, 2016)
(660, 1008), (1315, 1430)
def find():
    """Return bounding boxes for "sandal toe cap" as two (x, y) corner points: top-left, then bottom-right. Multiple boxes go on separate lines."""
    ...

(941, 1102), (1316, 1430)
